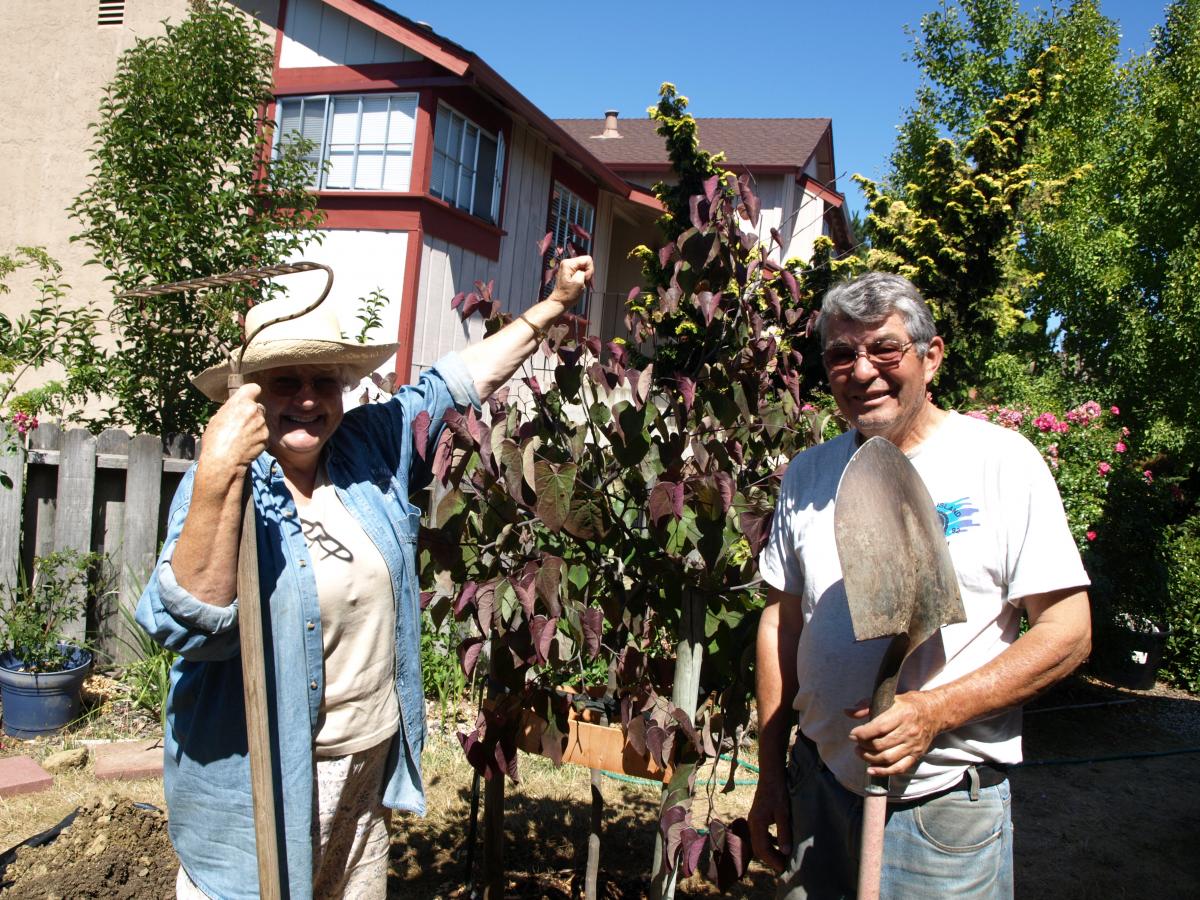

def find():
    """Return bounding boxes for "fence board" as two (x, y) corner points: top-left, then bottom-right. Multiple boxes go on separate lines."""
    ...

(24, 423), (62, 576)
(0, 426), (24, 598)
(112, 435), (164, 664)
(94, 430), (132, 663)
(52, 428), (97, 644)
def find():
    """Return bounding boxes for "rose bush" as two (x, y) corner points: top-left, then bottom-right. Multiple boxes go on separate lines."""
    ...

(964, 399), (1140, 549)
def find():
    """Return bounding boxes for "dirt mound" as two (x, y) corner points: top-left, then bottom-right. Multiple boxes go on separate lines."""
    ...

(0, 793), (176, 899)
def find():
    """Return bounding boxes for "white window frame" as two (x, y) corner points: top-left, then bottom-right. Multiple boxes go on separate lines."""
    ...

(274, 92), (418, 192)
(430, 102), (506, 224)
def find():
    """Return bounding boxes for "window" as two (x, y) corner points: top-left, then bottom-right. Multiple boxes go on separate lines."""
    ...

(430, 104), (505, 224)
(542, 182), (595, 315)
(276, 93), (418, 191)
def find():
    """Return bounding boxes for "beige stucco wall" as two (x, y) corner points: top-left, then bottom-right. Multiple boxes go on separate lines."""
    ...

(0, 1), (281, 413)
(0, 1), (278, 320)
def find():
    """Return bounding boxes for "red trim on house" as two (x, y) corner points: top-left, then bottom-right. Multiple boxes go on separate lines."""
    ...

(274, 62), (467, 95)
(626, 188), (664, 212)
(317, 194), (502, 260)
(307, 0), (634, 202)
(549, 156), (600, 208)
(797, 174), (845, 208)
(411, 91), (436, 194)
(395, 227), (424, 379)
(274, 0), (289, 59)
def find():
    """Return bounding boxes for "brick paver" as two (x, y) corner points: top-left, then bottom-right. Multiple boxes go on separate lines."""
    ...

(0, 756), (53, 797)
(92, 738), (164, 781)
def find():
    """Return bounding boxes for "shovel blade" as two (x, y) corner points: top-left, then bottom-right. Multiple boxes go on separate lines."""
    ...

(834, 437), (965, 645)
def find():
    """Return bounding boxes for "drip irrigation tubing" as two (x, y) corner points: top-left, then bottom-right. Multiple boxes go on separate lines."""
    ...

(602, 753), (761, 788)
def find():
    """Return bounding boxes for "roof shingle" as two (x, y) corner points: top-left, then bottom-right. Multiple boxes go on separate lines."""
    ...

(554, 117), (831, 170)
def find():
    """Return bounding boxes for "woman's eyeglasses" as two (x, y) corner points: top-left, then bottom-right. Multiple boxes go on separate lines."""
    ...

(262, 374), (344, 398)
(822, 340), (914, 373)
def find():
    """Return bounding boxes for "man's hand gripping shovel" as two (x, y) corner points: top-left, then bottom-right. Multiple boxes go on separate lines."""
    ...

(119, 262), (334, 900)
(833, 437), (965, 900)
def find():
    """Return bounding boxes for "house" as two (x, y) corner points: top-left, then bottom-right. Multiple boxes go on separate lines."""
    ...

(556, 114), (854, 264)
(1, 0), (852, 392)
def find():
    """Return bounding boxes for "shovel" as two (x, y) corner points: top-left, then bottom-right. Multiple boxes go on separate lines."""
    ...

(833, 436), (965, 900)
(120, 262), (334, 900)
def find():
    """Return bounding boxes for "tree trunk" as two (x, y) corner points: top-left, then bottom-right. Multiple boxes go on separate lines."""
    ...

(649, 587), (706, 900)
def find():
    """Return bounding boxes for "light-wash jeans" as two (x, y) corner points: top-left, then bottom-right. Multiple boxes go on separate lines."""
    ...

(778, 735), (1013, 900)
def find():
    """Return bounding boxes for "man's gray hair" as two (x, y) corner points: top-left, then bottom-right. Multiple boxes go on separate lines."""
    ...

(818, 272), (937, 355)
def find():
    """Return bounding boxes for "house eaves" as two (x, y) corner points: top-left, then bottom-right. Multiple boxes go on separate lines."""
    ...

(316, 0), (660, 211)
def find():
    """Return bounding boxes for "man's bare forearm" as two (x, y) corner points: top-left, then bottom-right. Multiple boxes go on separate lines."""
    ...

(918, 589), (1091, 733)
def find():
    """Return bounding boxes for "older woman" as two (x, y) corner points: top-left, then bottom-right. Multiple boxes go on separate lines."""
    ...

(137, 257), (593, 899)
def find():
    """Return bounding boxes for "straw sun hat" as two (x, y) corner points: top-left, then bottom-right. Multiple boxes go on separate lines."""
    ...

(191, 294), (398, 402)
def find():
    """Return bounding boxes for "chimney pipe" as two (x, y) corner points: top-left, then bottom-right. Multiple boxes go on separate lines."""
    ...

(600, 109), (621, 139)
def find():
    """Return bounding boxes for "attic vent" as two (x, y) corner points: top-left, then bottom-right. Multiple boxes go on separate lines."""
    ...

(98, 1), (124, 26)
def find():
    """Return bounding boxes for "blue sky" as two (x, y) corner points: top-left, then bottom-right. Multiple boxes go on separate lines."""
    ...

(383, 1), (1167, 216)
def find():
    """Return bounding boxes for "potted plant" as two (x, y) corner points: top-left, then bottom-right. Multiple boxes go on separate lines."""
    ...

(0, 550), (99, 738)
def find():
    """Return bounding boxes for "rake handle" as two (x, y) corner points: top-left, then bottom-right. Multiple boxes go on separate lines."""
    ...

(229, 372), (283, 900)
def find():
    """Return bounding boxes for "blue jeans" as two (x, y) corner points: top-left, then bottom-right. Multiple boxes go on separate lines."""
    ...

(778, 736), (1013, 899)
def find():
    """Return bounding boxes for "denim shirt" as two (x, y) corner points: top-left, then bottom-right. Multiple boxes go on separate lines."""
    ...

(136, 355), (479, 900)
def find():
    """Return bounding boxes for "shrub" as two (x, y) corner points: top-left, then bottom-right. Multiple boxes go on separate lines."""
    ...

(964, 399), (1140, 550)
(0, 551), (101, 672)
(1163, 515), (1200, 692)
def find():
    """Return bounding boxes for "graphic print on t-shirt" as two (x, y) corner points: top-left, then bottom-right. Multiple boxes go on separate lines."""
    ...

(935, 497), (979, 537)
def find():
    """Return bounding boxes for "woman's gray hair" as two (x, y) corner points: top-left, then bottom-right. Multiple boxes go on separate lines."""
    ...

(817, 272), (937, 355)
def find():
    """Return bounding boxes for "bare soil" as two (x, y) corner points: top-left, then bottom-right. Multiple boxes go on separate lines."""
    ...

(1, 673), (1198, 898)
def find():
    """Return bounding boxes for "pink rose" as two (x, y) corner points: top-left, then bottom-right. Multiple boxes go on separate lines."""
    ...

(1143, 470), (1153, 484)
(801, 403), (814, 412)
(1086, 530), (1097, 541)
(1114, 442), (1126, 453)
(1098, 462), (1111, 475)
(1110, 406), (1120, 415)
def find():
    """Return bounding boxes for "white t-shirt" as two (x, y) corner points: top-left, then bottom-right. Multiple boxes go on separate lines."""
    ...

(301, 467), (400, 758)
(758, 411), (1090, 798)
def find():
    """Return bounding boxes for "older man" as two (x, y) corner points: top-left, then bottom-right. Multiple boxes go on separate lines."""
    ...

(748, 272), (1091, 898)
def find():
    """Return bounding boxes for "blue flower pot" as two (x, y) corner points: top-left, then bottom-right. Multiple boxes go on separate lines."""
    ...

(0, 645), (93, 739)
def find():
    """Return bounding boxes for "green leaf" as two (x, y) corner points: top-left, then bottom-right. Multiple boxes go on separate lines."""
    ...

(435, 487), (467, 524)
(564, 496), (608, 541)
(534, 460), (576, 532)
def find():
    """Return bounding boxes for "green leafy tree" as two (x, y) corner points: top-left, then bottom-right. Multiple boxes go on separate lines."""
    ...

(70, 0), (322, 435)
(857, 59), (1052, 400)
(889, 0), (1054, 193)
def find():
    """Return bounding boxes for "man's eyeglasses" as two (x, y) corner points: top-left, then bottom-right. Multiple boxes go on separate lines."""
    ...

(262, 374), (345, 398)
(822, 340), (914, 373)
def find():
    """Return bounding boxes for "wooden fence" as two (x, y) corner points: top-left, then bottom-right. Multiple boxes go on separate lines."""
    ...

(0, 424), (195, 665)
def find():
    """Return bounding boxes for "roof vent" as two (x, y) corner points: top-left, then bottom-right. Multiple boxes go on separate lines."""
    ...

(98, 1), (124, 26)
(415, 21), (434, 31)
(597, 110), (621, 139)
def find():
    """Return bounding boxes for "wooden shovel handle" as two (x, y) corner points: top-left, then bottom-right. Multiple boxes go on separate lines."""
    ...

(229, 373), (283, 899)
(857, 791), (887, 900)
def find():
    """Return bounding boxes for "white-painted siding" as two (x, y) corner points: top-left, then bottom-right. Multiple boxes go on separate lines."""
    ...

(280, 0), (422, 68)
(284, 230), (409, 399)
(410, 122), (619, 385)
(789, 183), (828, 264)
